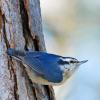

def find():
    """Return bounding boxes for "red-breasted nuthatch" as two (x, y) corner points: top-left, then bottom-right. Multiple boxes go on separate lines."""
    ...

(7, 48), (88, 85)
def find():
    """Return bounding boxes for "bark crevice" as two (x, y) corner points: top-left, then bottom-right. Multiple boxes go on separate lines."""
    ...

(0, 9), (2, 30)
(8, 59), (19, 100)
(19, 0), (40, 51)
(44, 86), (55, 100)
(2, 14), (9, 48)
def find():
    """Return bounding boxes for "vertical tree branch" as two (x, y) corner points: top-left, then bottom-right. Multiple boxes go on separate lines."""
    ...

(0, 0), (55, 100)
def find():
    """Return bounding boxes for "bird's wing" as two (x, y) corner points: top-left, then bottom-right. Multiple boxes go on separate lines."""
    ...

(23, 52), (63, 83)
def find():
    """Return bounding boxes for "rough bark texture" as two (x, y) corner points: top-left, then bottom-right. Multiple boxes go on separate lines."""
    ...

(0, 0), (55, 100)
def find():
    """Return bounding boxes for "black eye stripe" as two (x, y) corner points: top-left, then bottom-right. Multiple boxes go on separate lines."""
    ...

(70, 60), (74, 63)
(58, 59), (69, 65)
(70, 60), (78, 63)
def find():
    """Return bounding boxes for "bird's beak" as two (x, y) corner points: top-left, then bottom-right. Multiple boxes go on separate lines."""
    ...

(78, 60), (88, 66)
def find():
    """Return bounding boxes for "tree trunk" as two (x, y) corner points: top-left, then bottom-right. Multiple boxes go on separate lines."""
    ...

(0, 0), (55, 100)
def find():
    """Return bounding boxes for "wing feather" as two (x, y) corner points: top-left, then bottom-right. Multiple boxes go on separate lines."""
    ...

(23, 52), (63, 83)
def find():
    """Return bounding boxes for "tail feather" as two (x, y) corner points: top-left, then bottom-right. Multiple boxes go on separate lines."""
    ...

(7, 48), (25, 57)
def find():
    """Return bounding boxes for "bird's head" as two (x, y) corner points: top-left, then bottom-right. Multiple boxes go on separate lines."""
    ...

(58, 57), (88, 79)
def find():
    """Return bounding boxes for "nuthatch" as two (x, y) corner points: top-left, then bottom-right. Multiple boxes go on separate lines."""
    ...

(7, 48), (88, 85)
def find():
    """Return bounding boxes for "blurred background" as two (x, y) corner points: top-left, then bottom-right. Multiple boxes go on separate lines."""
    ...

(40, 0), (100, 100)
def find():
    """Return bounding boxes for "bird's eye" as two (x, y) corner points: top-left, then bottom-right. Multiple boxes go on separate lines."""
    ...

(70, 60), (78, 63)
(70, 60), (75, 63)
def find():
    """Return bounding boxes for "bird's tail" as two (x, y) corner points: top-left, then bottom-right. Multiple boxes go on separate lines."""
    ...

(7, 48), (25, 57)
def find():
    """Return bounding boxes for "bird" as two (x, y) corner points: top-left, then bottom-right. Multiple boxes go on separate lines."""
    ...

(7, 48), (88, 85)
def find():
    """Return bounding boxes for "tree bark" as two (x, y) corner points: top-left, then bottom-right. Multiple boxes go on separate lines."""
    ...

(0, 0), (55, 100)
